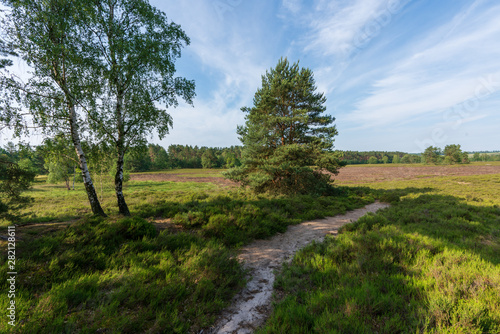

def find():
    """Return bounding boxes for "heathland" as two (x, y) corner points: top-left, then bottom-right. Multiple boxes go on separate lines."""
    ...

(0, 162), (499, 333)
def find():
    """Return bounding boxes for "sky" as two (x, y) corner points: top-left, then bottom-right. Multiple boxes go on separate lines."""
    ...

(3, 0), (500, 153)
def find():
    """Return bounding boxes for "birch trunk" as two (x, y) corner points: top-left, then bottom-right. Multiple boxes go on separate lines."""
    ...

(68, 104), (106, 217)
(114, 146), (130, 216)
(114, 93), (130, 216)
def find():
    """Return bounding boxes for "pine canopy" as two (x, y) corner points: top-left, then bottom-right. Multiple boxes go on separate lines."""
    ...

(224, 58), (344, 195)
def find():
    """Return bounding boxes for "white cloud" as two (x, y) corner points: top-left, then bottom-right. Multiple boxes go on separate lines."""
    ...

(346, 2), (500, 128)
(305, 0), (389, 57)
(282, 0), (302, 14)
(159, 99), (245, 147)
(149, 0), (274, 145)
(283, 0), (410, 95)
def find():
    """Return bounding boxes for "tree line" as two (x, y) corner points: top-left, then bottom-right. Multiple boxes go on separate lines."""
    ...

(0, 141), (242, 177)
(3, 141), (499, 183)
(421, 144), (500, 164)
(340, 151), (413, 164)
(125, 144), (242, 171)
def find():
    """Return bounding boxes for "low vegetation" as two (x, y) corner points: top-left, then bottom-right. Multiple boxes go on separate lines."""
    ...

(0, 170), (374, 333)
(1, 215), (244, 333)
(259, 174), (500, 333)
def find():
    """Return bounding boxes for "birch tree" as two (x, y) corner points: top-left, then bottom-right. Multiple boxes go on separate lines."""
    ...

(1, 0), (106, 216)
(81, 0), (195, 215)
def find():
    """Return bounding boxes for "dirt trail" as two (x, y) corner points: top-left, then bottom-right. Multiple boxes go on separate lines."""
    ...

(208, 201), (390, 334)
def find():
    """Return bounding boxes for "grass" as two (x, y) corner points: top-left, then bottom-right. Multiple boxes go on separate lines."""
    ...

(1, 216), (244, 333)
(0, 170), (376, 333)
(132, 168), (225, 176)
(2, 168), (499, 332)
(0, 177), (221, 226)
(259, 173), (500, 333)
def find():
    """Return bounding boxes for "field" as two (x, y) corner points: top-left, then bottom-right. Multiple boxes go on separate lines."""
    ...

(1, 163), (499, 333)
(260, 163), (500, 333)
(334, 162), (500, 184)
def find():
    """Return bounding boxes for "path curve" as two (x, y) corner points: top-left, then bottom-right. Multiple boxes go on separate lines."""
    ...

(208, 201), (390, 334)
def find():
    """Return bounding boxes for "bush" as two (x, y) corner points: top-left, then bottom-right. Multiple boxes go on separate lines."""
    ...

(117, 216), (158, 240)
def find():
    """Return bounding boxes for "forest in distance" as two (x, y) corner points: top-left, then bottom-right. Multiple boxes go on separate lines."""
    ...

(2, 141), (500, 181)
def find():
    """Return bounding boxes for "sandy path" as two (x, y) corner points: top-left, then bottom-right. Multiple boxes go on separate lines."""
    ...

(208, 201), (390, 334)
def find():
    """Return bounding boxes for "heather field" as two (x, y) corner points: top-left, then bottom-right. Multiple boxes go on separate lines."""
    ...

(1, 163), (499, 333)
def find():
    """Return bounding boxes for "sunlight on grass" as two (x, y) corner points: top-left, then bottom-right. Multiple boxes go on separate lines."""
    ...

(259, 173), (500, 333)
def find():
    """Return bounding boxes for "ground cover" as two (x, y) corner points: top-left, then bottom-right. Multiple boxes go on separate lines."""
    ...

(2, 166), (498, 333)
(0, 169), (374, 333)
(259, 172), (500, 333)
(334, 161), (500, 184)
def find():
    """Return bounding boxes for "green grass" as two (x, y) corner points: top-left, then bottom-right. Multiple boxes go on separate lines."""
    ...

(136, 187), (374, 247)
(0, 177), (221, 226)
(3, 168), (499, 333)
(1, 216), (245, 333)
(0, 172), (375, 333)
(259, 173), (500, 333)
(132, 168), (226, 176)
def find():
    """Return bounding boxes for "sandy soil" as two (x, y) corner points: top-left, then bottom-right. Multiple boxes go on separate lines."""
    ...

(207, 201), (390, 334)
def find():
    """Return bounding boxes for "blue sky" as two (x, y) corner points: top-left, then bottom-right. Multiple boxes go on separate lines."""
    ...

(2, 0), (500, 153)
(146, 0), (500, 153)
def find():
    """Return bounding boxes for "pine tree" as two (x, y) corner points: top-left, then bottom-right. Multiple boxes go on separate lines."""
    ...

(224, 58), (344, 195)
(423, 146), (441, 164)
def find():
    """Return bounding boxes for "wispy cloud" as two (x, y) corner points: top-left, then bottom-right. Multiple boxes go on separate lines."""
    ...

(281, 0), (410, 94)
(304, 0), (393, 57)
(346, 2), (500, 128)
(151, 0), (277, 145)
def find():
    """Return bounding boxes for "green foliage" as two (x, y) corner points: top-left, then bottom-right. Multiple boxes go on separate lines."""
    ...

(117, 216), (158, 240)
(368, 156), (378, 164)
(0, 170), (375, 332)
(0, 158), (35, 222)
(78, 0), (196, 215)
(148, 144), (171, 170)
(261, 174), (500, 333)
(45, 161), (72, 184)
(400, 153), (421, 164)
(1, 0), (108, 216)
(421, 145), (471, 165)
(423, 145), (442, 164)
(0, 217), (244, 333)
(393, 154), (400, 164)
(140, 188), (373, 247)
(462, 152), (470, 164)
(41, 135), (78, 190)
(201, 149), (218, 169)
(339, 151), (408, 164)
(443, 144), (464, 164)
(122, 144), (242, 171)
(225, 58), (344, 195)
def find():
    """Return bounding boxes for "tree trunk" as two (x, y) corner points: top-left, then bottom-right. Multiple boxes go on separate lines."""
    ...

(68, 104), (106, 217)
(114, 148), (130, 216)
